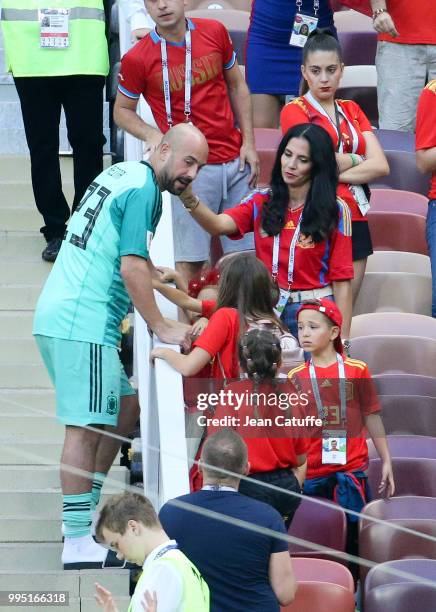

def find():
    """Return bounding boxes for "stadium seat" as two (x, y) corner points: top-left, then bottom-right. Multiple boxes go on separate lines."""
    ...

(378, 396), (436, 436)
(281, 582), (355, 612)
(361, 496), (436, 528)
(370, 189), (428, 217)
(359, 518), (436, 583)
(291, 558), (354, 592)
(367, 435), (436, 460)
(337, 30), (376, 65)
(367, 211), (427, 255)
(374, 129), (415, 153)
(365, 582), (436, 612)
(193, 0), (252, 10)
(351, 312), (436, 340)
(186, 9), (249, 63)
(288, 497), (347, 562)
(336, 66), (378, 126)
(368, 457), (436, 498)
(370, 150), (431, 195)
(353, 271), (431, 316)
(365, 251), (430, 275)
(374, 374), (436, 399)
(254, 128), (282, 186)
(349, 336), (436, 376)
(365, 559), (436, 597)
(333, 9), (373, 31)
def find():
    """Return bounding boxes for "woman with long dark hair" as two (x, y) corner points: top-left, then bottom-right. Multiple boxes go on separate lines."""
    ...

(281, 30), (389, 303)
(179, 123), (353, 341)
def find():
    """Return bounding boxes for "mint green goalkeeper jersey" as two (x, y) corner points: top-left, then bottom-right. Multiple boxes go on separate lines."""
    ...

(33, 162), (162, 347)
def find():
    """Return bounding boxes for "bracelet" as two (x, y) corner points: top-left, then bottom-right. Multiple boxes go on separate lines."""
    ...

(182, 195), (200, 213)
(349, 154), (360, 167)
(372, 7), (387, 20)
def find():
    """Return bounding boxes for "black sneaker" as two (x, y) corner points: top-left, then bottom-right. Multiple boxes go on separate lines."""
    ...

(42, 237), (63, 262)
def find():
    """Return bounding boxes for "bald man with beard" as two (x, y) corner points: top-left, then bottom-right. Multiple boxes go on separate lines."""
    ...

(33, 123), (208, 569)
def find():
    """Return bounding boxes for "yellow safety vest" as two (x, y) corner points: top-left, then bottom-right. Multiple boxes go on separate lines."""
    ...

(128, 547), (210, 612)
(1, 0), (109, 77)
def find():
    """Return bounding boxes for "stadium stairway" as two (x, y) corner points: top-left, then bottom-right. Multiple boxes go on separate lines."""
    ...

(0, 155), (130, 611)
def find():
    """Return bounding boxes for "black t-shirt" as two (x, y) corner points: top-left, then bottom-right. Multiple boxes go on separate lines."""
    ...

(159, 490), (288, 612)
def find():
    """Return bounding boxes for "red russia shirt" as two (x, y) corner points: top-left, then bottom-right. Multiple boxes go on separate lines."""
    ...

(118, 18), (242, 164)
(281, 97), (373, 221)
(225, 190), (353, 290)
(288, 357), (380, 479)
(379, 0), (436, 45)
(208, 379), (309, 473)
(193, 307), (240, 379)
(416, 81), (436, 201)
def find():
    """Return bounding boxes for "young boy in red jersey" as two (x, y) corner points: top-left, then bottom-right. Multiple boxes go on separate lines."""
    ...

(288, 298), (394, 562)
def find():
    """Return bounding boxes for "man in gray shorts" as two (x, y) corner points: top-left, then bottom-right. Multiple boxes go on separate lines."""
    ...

(114, 0), (259, 281)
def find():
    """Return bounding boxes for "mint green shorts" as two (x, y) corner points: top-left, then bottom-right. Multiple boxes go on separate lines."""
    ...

(35, 335), (136, 426)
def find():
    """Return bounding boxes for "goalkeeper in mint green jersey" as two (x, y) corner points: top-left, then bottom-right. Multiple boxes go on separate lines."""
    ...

(33, 123), (208, 570)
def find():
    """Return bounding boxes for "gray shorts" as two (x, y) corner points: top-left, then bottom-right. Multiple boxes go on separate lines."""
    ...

(171, 157), (254, 263)
(376, 41), (436, 132)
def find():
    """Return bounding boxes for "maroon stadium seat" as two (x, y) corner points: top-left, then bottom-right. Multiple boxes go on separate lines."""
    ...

(367, 211), (427, 255)
(292, 558), (354, 591)
(374, 129), (415, 153)
(281, 582), (355, 612)
(370, 150), (431, 196)
(368, 457), (436, 498)
(365, 559), (436, 597)
(378, 396), (436, 436)
(351, 313), (436, 340)
(367, 435), (436, 460)
(288, 497), (347, 562)
(349, 336), (436, 376)
(374, 374), (436, 399)
(337, 30), (376, 65)
(365, 582), (436, 612)
(370, 189), (428, 217)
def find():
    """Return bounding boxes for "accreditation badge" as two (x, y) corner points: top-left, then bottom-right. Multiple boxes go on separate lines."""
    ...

(322, 429), (347, 465)
(350, 185), (370, 217)
(39, 9), (70, 48)
(274, 288), (291, 316)
(289, 13), (318, 48)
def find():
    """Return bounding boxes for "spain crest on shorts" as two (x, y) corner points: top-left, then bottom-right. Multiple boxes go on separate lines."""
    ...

(106, 392), (119, 415)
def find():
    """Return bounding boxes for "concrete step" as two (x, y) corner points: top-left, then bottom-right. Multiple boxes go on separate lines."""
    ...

(0, 517), (62, 543)
(0, 489), (124, 519)
(0, 261), (51, 284)
(1, 181), (75, 206)
(0, 311), (34, 338)
(0, 126), (111, 155)
(0, 154), (112, 181)
(0, 441), (122, 466)
(0, 205), (44, 231)
(79, 570), (130, 597)
(0, 389), (55, 415)
(82, 597), (131, 611)
(0, 338), (43, 363)
(0, 284), (41, 310)
(0, 363), (51, 389)
(0, 466), (129, 490)
(0, 415), (64, 441)
(0, 231), (48, 258)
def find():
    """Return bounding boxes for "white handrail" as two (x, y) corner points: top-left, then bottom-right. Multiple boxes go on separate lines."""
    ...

(119, 2), (190, 507)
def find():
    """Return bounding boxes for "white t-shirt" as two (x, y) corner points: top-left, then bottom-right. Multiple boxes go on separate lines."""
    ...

(118, 0), (155, 32)
(130, 540), (183, 612)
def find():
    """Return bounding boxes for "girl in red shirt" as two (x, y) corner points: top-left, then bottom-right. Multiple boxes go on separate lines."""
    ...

(209, 328), (308, 527)
(179, 123), (354, 342)
(150, 252), (290, 380)
(280, 30), (389, 303)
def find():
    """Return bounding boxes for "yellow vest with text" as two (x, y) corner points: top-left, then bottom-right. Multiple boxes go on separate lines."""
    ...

(128, 548), (210, 612)
(1, 0), (109, 77)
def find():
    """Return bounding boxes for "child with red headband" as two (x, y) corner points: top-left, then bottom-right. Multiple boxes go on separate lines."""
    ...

(288, 298), (394, 566)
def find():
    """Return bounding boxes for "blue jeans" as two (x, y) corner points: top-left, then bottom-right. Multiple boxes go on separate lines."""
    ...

(427, 199), (436, 318)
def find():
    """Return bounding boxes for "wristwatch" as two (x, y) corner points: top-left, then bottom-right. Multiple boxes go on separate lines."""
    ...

(342, 339), (351, 355)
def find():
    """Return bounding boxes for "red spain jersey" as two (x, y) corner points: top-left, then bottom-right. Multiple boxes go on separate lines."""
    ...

(379, 0), (436, 45)
(118, 18), (242, 164)
(193, 307), (240, 379)
(224, 190), (353, 290)
(416, 80), (436, 201)
(281, 97), (373, 221)
(208, 379), (309, 473)
(288, 357), (380, 479)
